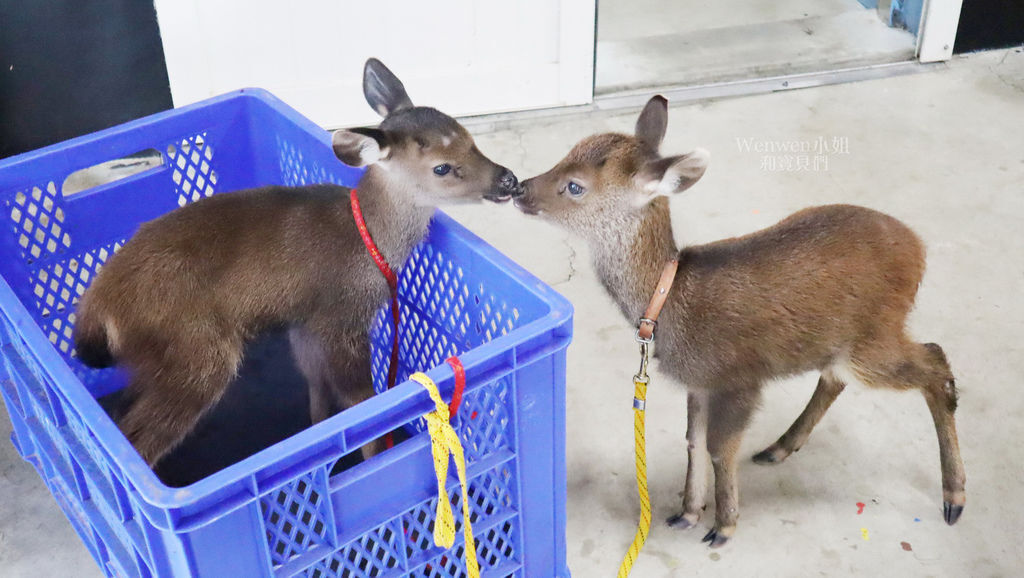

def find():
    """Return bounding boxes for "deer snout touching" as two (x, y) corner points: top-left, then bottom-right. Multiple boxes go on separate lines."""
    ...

(512, 177), (541, 215)
(486, 166), (521, 203)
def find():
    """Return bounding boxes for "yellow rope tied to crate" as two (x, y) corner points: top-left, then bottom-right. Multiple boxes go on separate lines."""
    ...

(410, 372), (480, 578)
(617, 341), (652, 578)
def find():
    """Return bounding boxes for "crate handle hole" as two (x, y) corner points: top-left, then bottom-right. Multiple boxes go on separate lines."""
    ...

(62, 148), (164, 198)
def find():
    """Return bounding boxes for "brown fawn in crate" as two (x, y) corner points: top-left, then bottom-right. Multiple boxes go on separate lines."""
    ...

(73, 59), (521, 467)
(514, 96), (965, 546)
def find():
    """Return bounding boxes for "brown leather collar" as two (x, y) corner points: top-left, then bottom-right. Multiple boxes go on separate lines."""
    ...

(636, 260), (678, 342)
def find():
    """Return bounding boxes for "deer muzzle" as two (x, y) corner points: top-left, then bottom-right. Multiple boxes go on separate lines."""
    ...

(485, 167), (522, 204)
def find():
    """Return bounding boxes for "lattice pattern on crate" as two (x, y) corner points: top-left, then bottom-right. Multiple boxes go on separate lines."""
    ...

(403, 466), (519, 566)
(409, 544), (468, 578)
(390, 239), (521, 346)
(369, 302), (399, 393)
(262, 472), (333, 567)
(278, 135), (343, 188)
(454, 377), (514, 462)
(369, 242), (523, 375)
(408, 518), (520, 578)
(5, 182), (72, 263)
(474, 518), (519, 572)
(28, 240), (124, 359)
(304, 521), (403, 578)
(370, 241), (523, 436)
(403, 500), (438, 561)
(167, 133), (217, 207)
(401, 243), (521, 347)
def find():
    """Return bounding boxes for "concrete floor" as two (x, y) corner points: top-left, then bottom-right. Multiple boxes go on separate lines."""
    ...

(3, 48), (1024, 576)
(596, 0), (915, 93)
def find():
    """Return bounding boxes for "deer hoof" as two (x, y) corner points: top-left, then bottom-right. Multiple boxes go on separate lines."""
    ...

(943, 502), (964, 525)
(752, 445), (788, 465)
(667, 512), (700, 530)
(701, 528), (730, 548)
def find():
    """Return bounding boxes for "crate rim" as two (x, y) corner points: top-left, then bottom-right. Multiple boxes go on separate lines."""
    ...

(0, 88), (321, 177)
(0, 87), (573, 525)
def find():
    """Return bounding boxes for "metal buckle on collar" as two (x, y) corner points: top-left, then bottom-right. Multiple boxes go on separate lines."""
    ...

(635, 317), (656, 344)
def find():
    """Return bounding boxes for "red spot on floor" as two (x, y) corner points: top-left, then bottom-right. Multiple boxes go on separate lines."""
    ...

(471, 411), (479, 420)
(856, 502), (866, 515)
(900, 541), (913, 552)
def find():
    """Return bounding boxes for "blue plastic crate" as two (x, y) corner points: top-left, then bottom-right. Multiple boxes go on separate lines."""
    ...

(0, 89), (573, 578)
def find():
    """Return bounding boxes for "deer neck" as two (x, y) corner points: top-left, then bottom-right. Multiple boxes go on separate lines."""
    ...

(353, 166), (436, 268)
(587, 197), (679, 323)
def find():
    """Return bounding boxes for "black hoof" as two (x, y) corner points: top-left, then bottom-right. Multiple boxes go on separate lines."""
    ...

(667, 513), (696, 529)
(702, 528), (730, 548)
(752, 449), (781, 465)
(944, 501), (964, 525)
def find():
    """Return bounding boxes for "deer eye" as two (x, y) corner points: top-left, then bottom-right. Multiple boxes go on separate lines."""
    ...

(567, 181), (586, 197)
(433, 163), (452, 176)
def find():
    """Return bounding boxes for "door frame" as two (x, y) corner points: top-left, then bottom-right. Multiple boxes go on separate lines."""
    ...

(917, 0), (965, 62)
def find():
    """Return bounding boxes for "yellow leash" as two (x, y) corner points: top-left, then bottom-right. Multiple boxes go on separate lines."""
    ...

(409, 372), (480, 578)
(617, 339), (653, 577)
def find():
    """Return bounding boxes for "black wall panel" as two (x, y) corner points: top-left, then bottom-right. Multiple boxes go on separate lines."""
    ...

(0, 1), (173, 158)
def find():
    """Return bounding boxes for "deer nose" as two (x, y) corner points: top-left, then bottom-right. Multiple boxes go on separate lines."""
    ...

(498, 168), (521, 196)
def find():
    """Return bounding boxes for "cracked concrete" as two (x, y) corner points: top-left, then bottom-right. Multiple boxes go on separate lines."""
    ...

(988, 47), (1024, 93)
(2, 49), (1024, 576)
(555, 236), (579, 287)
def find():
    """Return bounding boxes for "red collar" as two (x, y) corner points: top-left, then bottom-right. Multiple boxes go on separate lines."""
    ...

(349, 189), (467, 449)
(350, 189), (398, 292)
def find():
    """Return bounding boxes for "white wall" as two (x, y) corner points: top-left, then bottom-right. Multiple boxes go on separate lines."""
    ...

(155, 0), (596, 128)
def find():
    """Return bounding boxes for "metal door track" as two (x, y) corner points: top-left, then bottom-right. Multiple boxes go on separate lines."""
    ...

(461, 60), (944, 133)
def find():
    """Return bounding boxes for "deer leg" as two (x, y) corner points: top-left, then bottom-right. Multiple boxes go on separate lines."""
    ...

(328, 349), (385, 461)
(918, 343), (966, 524)
(667, 390), (709, 530)
(306, 321), (384, 461)
(701, 386), (761, 548)
(288, 326), (336, 424)
(118, 336), (243, 467)
(854, 340), (966, 525)
(753, 373), (846, 464)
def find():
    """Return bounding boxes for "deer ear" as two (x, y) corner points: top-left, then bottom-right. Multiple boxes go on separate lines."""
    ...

(635, 95), (668, 152)
(635, 148), (709, 201)
(332, 128), (390, 167)
(363, 58), (414, 117)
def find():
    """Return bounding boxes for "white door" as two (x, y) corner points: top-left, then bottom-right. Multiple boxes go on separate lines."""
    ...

(917, 0), (965, 62)
(154, 0), (596, 128)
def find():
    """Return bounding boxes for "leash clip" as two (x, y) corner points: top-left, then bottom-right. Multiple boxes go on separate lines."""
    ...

(635, 318), (656, 344)
(633, 340), (651, 386)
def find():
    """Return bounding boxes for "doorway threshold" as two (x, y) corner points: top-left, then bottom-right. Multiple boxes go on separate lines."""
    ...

(460, 60), (944, 134)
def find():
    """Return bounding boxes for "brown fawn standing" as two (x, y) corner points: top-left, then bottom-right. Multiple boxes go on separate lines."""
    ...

(74, 58), (521, 467)
(515, 95), (965, 547)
